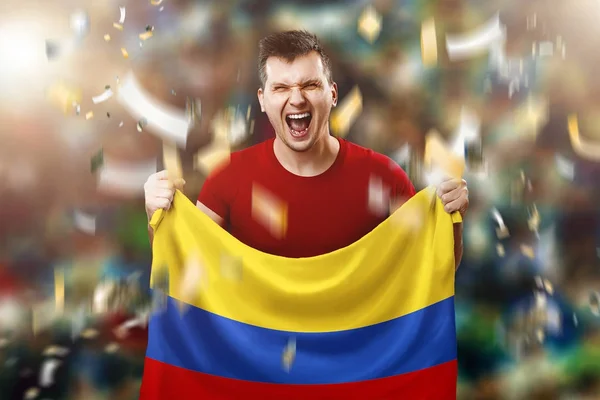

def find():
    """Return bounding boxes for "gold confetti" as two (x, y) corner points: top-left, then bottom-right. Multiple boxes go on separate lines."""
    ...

(520, 244), (535, 259)
(282, 337), (296, 372)
(46, 81), (82, 114)
(54, 269), (64, 313)
(330, 86), (362, 138)
(113, 22), (123, 31)
(496, 226), (510, 239)
(121, 47), (129, 58)
(150, 0), (163, 4)
(543, 279), (554, 295)
(194, 108), (230, 174)
(24, 387), (39, 400)
(85, 111), (94, 120)
(358, 5), (382, 44)
(497, 243), (505, 257)
(220, 254), (243, 281)
(179, 253), (206, 309)
(139, 31), (153, 41)
(104, 34), (111, 41)
(252, 183), (288, 239)
(105, 342), (119, 353)
(528, 204), (540, 232)
(421, 17), (438, 66)
(567, 114), (600, 161)
(162, 141), (183, 182)
(81, 328), (99, 339)
(535, 328), (545, 343)
(424, 130), (466, 179)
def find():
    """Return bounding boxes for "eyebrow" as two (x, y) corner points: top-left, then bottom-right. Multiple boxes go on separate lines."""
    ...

(270, 79), (322, 88)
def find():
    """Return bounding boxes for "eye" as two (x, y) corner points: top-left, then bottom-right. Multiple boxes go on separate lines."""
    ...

(304, 83), (319, 90)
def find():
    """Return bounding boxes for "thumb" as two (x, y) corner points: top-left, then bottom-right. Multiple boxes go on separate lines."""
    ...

(174, 178), (186, 190)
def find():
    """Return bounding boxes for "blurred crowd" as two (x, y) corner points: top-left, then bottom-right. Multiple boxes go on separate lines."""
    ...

(0, 0), (600, 398)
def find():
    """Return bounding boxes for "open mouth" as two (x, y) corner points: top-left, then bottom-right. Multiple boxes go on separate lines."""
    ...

(285, 112), (312, 138)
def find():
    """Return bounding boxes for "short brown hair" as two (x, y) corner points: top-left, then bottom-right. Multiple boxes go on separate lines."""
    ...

(258, 30), (333, 88)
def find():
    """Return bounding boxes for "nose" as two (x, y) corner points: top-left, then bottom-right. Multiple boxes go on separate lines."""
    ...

(289, 87), (306, 107)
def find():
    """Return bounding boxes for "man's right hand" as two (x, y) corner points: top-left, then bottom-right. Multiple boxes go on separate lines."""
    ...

(144, 170), (185, 221)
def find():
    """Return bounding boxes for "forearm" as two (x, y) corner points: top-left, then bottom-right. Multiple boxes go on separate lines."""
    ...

(453, 222), (463, 270)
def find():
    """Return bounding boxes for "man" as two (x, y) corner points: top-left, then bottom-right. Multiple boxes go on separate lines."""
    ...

(144, 30), (468, 264)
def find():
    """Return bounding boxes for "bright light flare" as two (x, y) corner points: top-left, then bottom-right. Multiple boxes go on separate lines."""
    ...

(0, 21), (46, 80)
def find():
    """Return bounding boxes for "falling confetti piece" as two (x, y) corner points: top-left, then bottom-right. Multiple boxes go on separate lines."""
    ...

(119, 6), (126, 24)
(104, 34), (111, 41)
(113, 22), (123, 31)
(282, 337), (296, 372)
(535, 328), (545, 343)
(424, 130), (466, 180)
(146, 25), (154, 32)
(137, 117), (148, 132)
(252, 183), (288, 239)
(150, 0), (163, 5)
(330, 86), (362, 138)
(491, 208), (510, 239)
(567, 114), (600, 161)
(39, 359), (62, 387)
(162, 141), (183, 182)
(54, 269), (64, 313)
(118, 71), (191, 146)
(119, 121), (124, 127)
(497, 243), (505, 257)
(46, 81), (82, 114)
(139, 31), (154, 41)
(81, 328), (99, 339)
(70, 9), (90, 37)
(179, 253), (206, 307)
(357, 5), (382, 44)
(421, 17), (438, 66)
(554, 154), (575, 181)
(73, 210), (96, 235)
(85, 111), (94, 120)
(220, 254), (243, 281)
(527, 204), (540, 232)
(368, 175), (391, 216)
(105, 342), (119, 353)
(42, 346), (69, 357)
(520, 244), (535, 259)
(24, 387), (39, 400)
(445, 13), (506, 61)
(543, 279), (554, 295)
(90, 149), (104, 173)
(97, 157), (157, 195)
(121, 47), (129, 58)
(171, 89), (176, 96)
(589, 292), (600, 316)
(92, 88), (113, 104)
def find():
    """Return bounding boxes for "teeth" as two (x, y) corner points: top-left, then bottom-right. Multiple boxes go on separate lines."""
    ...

(287, 112), (311, 119)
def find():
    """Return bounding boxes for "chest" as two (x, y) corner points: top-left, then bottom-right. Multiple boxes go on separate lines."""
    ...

(226, 176), (391, 257)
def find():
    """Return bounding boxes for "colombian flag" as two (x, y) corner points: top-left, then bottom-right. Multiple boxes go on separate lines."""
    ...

(140, 187), (460, 400)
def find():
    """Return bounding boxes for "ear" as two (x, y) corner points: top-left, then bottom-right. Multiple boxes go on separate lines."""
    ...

(331, 82), (338, 107)
(257, 88), (265, 112)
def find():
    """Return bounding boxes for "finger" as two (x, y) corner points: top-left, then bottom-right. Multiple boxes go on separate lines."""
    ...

(174, 178), (186, 190)
(154, 169), (170, 180)
(437, 178), (462, 196)
(444, 197), (466, 213)
(441, 186), (468, 205)
(153, 188), (175, 199)
(155, 180), (175, 190)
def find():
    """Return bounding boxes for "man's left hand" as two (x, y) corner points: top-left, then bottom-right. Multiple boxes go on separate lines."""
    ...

(437, 178), (469, 217)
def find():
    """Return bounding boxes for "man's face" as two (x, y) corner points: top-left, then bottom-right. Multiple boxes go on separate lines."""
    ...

(258, 52), (338, 152)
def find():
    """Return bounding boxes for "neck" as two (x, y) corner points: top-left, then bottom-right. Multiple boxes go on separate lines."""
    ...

(273, 134), (340, 177)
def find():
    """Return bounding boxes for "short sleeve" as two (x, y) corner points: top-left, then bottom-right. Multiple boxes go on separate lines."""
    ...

(197, 162), (233, 224)
(390, 163), (416, 200)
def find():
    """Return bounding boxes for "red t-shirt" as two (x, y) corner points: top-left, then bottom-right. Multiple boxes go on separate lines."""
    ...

(198, 137), (415, 258)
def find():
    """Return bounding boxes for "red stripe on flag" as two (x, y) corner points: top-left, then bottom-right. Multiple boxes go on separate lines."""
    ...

(139, 357), (457, 400)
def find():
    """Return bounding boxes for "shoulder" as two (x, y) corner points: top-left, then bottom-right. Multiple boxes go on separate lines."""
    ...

(205, 139), (270, 180)
(342, 139), (409, 180)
